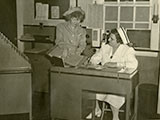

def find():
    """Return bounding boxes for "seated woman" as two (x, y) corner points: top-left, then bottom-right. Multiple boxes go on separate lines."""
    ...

(86, 27), (138, 120)
(55, 7), (86, 58)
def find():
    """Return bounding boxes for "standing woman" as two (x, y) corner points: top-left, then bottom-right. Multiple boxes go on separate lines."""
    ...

(55, 7), (86, 58)
(87, 27), (138, 120)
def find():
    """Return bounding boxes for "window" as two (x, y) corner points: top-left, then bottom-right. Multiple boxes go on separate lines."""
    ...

(103, 0), (155, 49)
(103, 0), (152, 30)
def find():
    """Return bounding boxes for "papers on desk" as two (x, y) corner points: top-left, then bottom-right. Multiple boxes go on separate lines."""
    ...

(86, 64), (122, 72)
(85, 63), (137, 74)
(65, 55), (86, 67)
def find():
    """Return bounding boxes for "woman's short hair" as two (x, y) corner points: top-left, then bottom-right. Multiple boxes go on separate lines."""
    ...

(109, 28), (134, 47)
(64, 11), (85, 22)
(110, 28), (123, 44)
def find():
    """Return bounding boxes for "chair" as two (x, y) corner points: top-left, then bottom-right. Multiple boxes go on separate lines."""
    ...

(100, 102), (125, 120)
(82, 90), (96, 120)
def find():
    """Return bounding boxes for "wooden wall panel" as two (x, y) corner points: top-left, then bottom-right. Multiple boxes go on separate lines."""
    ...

(137, 55), (160, 85)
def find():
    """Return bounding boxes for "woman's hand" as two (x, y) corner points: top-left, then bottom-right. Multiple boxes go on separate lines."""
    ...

(103, 62), (117, 68)
(75, 50), (81, 55)
(62, 49), (68, 58)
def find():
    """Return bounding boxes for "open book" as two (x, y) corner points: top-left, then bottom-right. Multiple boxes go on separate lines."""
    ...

(65, 54), (86, 67)
(46, 46), (87, 67)
(47, 46), (63, 58)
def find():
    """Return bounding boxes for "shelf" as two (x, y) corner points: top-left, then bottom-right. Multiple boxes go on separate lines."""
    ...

(34, 0), (70, 19)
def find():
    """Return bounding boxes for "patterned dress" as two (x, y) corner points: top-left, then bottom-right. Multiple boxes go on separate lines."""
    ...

(55, 22), (86, 56)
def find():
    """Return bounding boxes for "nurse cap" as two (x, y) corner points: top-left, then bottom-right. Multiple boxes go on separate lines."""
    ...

(63, 7), (85, 16)
(117, 27), (130, 44)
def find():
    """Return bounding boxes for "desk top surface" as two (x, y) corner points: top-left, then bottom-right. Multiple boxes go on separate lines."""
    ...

(50, 66), (138, 79)
(0, 67), (32, 74)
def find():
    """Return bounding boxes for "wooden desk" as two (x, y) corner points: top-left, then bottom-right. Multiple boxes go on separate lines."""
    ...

(50, 67), (139, 120)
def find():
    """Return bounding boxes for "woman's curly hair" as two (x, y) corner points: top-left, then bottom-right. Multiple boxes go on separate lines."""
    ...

(64, 11), (85, 23)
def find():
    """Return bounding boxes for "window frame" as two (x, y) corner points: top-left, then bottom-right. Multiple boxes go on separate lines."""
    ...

(103, 0), (152, 30)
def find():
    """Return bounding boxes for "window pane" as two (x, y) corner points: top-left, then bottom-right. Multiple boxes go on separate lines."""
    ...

(120, 0), (133, 2)
(120, 23), (133, 28)
(127, 30), (150, 48)
(136, 7), (150, 21)
(120, 7), (133, 21)
(105, 6), (118, 21)
(105, 23), (117, 30)
(105, 0), (117, 2)
(136, 0), (149, 1)
(135, 23), (149, 28)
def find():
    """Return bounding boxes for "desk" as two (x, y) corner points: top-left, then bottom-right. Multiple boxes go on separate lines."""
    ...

(50, 67), (139, 120)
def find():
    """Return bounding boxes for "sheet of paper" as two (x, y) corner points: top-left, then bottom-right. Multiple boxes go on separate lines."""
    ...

(65, 55), (85, 67)
(47, 46), (63, 58)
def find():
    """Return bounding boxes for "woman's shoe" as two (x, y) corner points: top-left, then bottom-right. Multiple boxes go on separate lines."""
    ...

(96, 109), (101, 117)
(86, 109), (101, 119)
(86, 113), (92, 119)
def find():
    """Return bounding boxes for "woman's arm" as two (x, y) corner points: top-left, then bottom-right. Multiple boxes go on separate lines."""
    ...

(76, 28), (87, 54)
(90, 48), (104, 65)
(55, 23), (70, 58)
(104, 47), (138, 69)
(55, 24), (67, 49)
(124, 48), (138, 69)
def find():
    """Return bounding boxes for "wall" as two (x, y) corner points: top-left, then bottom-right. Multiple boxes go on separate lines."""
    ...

(22, 0), (76, 26)
(0, 0), (17, 45)
(17, 0), (24, 51)
(136, 53), (160, 85)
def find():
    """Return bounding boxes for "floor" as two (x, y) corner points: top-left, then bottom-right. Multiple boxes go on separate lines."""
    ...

(1, 52), (160, 120)
(28, 52), (51, 120)
(32, 92), (51, 120)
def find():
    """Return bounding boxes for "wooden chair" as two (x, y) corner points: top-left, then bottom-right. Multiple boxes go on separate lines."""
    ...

(100, 102), (125, 120)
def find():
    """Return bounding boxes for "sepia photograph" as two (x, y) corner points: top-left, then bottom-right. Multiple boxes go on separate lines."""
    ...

(0, 0), (160, 120)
